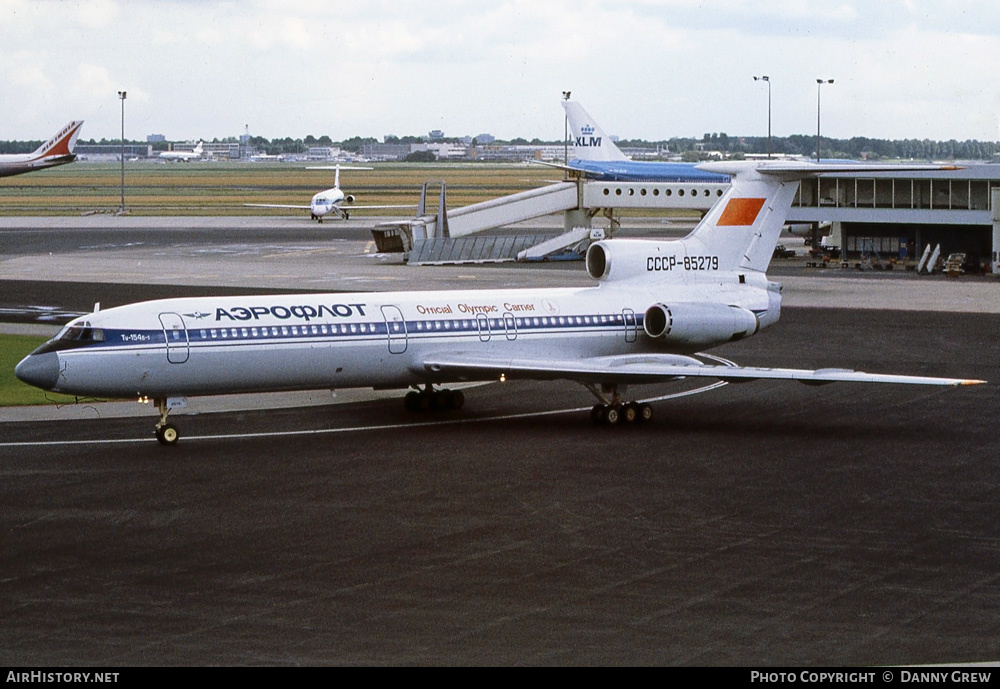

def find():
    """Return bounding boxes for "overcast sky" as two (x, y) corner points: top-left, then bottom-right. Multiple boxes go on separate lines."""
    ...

(2, 0), (999, 144)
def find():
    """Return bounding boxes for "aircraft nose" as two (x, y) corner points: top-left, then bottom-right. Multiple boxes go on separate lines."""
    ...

(15, 352), (60, 391)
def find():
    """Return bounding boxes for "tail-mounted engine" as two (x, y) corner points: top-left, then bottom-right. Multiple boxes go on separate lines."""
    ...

(344, 194), (356, 204)
(643, 302), (760, 347)
(586, 239), (680, 282)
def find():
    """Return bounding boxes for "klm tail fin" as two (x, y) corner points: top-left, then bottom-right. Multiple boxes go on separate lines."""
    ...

(561, 101), (629, 163)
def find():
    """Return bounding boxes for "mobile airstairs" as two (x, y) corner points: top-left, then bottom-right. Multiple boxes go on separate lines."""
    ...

(370, 177), (728, 265)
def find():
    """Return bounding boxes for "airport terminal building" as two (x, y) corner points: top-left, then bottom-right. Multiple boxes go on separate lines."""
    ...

(785, 164), (1000, 271)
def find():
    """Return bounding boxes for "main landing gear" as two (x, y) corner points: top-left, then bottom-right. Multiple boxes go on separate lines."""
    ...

(403, 384), (465, 413)
(586, 384), (653, 427)
(153, 398), (180, 446)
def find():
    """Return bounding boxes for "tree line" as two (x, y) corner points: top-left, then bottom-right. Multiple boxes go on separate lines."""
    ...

(620, 133), (1000, 161)
(2, 132), (998, 161)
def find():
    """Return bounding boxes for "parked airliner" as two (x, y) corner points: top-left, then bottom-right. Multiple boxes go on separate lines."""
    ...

(0, 121), (84, 177)
(16, 161), (983, 444)
(246, 164), (414, 222)
(546, 101), (730, 184)
(159, 142), (204, 162)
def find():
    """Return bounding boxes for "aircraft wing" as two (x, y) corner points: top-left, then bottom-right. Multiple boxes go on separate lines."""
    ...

(342, 205), (418, 210)
(418, 353), (984, 387)
(243, 204), (416, 210)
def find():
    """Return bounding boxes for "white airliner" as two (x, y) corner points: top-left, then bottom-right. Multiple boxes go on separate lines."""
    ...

(15, 161), (983, 445)
(0, 121), (84, 177)
(246, 164), (414, 222)
(159, 142), (204, 162)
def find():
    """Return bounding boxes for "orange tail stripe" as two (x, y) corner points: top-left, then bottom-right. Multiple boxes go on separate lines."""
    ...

(717, 197), (766, 226)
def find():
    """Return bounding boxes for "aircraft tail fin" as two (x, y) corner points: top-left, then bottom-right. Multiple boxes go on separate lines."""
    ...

(683, 162), (798, 273)
(588, 161), (958, 283)
(562, 101), (629, 163)
(685, 161), (959, 274)
(31, 121), (84, 160)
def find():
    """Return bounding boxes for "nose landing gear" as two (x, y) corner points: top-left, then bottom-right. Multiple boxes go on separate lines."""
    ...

(153, 398), (180, 446)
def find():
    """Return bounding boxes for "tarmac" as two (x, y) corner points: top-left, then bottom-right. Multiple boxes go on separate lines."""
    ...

(2, 215), (999, 664)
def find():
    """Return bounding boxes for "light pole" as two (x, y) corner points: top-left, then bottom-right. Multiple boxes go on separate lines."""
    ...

(562, 90), (571, 165)
(816, 79), (833, 162)
(753, 75), (771, 158)
(118, 90), (127, 213)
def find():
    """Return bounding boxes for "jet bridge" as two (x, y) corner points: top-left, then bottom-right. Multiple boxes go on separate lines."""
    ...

(371, 178), (728, 264)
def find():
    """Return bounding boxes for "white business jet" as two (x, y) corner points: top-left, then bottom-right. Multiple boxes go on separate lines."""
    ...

(159, 142), (204, 162)
(0, 121), (84, 177)
(16, 161), (984, 445)
(246, 165), (414, 222)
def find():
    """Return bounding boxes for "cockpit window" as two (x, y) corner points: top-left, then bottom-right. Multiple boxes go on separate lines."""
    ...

(60, 325), (105, 343)
(32, 321), (106, 354)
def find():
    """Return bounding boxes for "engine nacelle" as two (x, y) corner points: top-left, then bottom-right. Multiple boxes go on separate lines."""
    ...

(586, 239), (683, 282)
(643, 302), (760, 347)
(344, 194), (356, 204)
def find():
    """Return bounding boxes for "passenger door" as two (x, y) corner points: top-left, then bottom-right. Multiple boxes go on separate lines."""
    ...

(159, 312), (189, 364)
(381, 305), (408, 354)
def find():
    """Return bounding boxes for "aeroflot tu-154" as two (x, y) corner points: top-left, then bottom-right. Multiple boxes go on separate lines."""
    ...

(0, 121), (84, 178)
(16, 161), (984, 445)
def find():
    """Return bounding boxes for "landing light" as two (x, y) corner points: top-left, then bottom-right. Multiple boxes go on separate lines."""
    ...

(500, 373), (506, 383)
